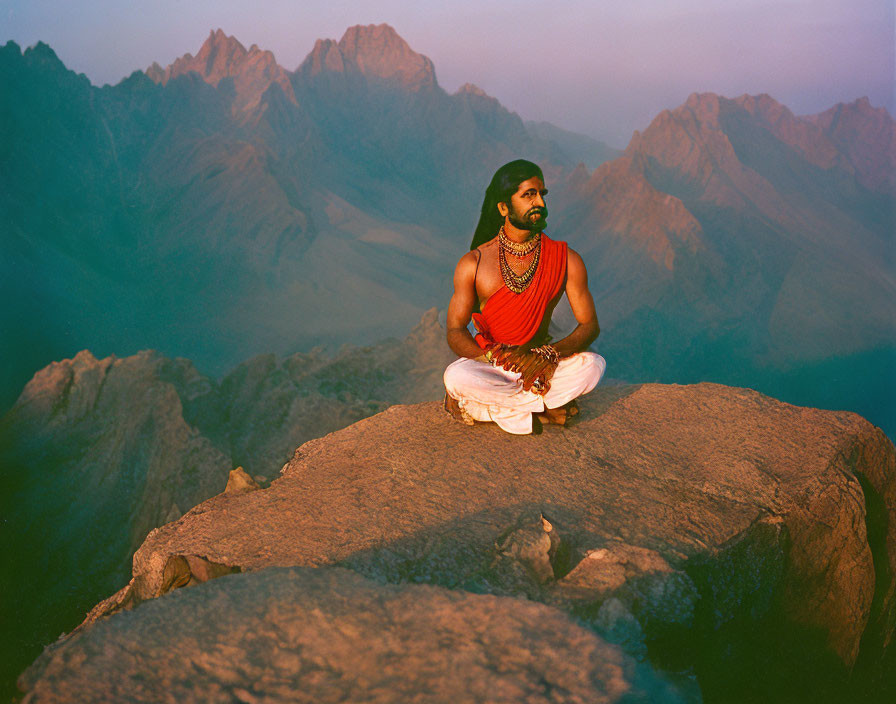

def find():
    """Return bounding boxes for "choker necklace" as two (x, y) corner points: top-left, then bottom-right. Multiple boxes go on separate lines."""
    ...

(498, 226), (541, 293)
(499, 227), (541, 257)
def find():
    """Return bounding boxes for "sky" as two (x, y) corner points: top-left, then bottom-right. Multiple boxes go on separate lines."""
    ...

(2, 0), (893, 146)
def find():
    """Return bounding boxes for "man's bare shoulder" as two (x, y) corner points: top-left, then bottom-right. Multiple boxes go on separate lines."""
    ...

(454, 249), (479, 273)
(456, 239), (498, 268)
(566, 246), (587, 273)
(565, 246), (591, 289)
(477, 238), (499, 261)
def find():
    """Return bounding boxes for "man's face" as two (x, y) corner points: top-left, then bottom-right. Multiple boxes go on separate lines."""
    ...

(502, 176), (548, 233)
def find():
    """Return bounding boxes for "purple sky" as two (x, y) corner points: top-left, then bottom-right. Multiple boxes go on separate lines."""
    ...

(3, 0), (892, 146)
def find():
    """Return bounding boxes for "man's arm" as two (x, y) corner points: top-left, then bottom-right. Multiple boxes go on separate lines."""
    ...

(551, 248), (600, 358)
(446, 251), (487, 359)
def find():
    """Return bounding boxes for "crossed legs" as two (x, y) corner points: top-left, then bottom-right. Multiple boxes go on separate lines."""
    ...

(443, 351), (606, 434)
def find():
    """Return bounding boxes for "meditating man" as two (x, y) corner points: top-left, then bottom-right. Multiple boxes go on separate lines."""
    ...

(443, 159), (606, 434)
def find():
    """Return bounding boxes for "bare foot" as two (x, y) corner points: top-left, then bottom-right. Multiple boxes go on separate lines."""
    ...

(443, 393), (475, 426)
(538, 406), (569, 426)
(538, 400), (579, 426)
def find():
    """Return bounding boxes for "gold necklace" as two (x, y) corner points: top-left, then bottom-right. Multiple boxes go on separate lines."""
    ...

(498, 227), (541, 293)
(499, 227), (541, 257)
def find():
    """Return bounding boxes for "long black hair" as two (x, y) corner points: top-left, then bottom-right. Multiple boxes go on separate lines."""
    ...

(470, 159), (544, 250)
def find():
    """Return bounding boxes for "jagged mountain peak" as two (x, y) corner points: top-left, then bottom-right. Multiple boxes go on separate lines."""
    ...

(665, 92), (793, 130)
(299, 23), (437, 90)
(195, 28), (249, 68)
(807, 95), (895, 129)
(148, 28), (249, 86)
(634, 91), (894, 194)
(23, 40), (58, 59)
(338, 23), (413, 57)
(804, 96), (896, 192)
(17, 40), (71, 75)
(145, 28), (296, 111)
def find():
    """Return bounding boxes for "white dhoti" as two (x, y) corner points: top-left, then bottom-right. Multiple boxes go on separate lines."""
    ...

(443, 351), (606, 435)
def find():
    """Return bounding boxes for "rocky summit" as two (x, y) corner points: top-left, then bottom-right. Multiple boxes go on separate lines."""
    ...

(19, 383), (896, 703)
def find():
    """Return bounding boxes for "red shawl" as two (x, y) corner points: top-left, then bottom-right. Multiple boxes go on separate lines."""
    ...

(473, 234), (568, 348)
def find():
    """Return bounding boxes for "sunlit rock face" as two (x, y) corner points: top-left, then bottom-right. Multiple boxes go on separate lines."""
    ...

(23, 383), (895, 703)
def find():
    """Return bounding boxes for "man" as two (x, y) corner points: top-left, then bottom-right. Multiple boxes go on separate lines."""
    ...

(443, 159), (606, 434)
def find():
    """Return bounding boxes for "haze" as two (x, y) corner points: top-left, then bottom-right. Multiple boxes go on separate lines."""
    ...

(2, 0), (893, 146)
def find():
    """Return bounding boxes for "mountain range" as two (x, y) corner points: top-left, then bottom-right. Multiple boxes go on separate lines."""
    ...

(2, 24), (892, 438)
(2, 24), (893, 433)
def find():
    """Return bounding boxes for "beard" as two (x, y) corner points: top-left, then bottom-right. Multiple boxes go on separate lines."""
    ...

(507, 205), (548, 233)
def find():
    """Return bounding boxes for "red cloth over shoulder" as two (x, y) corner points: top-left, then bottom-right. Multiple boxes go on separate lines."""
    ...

(473, 234), (568, 348)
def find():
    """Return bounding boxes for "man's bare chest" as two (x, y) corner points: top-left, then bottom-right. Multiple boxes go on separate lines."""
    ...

(474, 242), (562, 313)
(474, 246), (506, 307)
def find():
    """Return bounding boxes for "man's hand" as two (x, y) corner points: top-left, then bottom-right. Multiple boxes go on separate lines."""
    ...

(486, 344), (558, 395)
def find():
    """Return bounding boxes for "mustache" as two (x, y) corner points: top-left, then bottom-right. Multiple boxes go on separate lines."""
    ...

(527, 207), (548, 218)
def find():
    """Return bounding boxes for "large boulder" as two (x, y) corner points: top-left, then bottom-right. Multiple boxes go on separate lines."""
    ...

(21, 384), (896, 702)
(18, 566), (688, 703)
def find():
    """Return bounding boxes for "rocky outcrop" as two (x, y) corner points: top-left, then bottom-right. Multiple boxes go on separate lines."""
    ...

(32, 383), (895, 702)
(19, 567), (689, 703)
(0, 349), (232, 696)
(0, 310), (455, 699)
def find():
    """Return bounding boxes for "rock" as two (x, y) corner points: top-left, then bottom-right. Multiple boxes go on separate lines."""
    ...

(19, 567), (689, 703)
(0, 310), (456, 696)
(224, 466), (260, 494)
(0, 350), (231, 695)
(66, 383), (895, 700)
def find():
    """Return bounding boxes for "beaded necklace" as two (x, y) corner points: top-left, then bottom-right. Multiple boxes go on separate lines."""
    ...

(498, 226), (541, 294)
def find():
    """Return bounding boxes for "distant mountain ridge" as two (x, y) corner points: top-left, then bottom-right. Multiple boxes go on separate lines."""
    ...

(299, 23), (437, 91)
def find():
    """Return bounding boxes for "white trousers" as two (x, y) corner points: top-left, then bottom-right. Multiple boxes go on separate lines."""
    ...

(443, 351), (606, 435)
